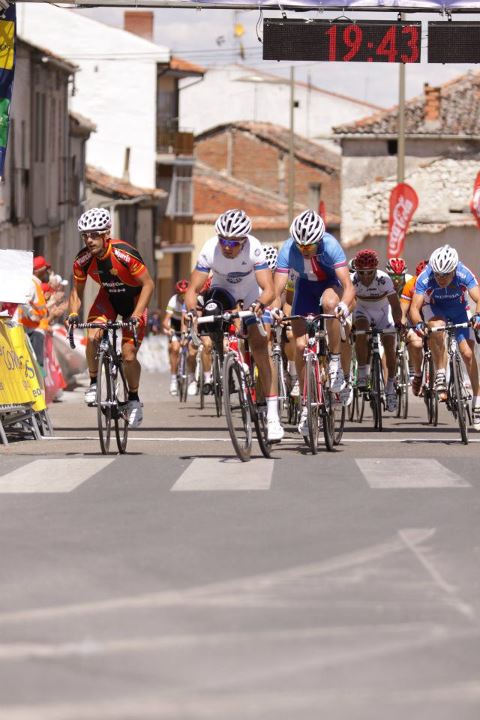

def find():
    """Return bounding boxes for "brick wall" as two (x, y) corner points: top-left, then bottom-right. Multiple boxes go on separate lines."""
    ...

(195, 128), (340, 223)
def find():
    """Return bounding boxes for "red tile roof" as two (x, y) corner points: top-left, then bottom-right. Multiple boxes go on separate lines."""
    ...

(86, 165), (166, 200)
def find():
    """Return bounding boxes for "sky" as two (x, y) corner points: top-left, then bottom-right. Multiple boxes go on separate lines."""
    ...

(74, 7), (480, 108)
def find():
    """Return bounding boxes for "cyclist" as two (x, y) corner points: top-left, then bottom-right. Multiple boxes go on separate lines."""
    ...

(410, 245), (480, 428)
(184, 209), (284, 442)
(163, 279), (191, 396)
(385, 257), (412, 298)
(352, 248), (403, 413)
(400, 259), (428, 396)
(67, 208), (154, 427)
(273, 209), (354, 435)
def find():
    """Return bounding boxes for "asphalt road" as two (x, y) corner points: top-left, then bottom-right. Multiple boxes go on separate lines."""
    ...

(0, 371), (479, 720)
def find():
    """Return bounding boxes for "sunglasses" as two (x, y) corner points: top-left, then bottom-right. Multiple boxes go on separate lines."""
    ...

(357, 268), (377, 275)
(296, 243), (318, 253)
(434, 271), (453, 279)
(219, 237), (246, 249)
(390, 273), (405, 280)
(81, 231), (106, 240)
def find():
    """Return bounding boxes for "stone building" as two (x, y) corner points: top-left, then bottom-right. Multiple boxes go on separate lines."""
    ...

(334, 73), (480, 271)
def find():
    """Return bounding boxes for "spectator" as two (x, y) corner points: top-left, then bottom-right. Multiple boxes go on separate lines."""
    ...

(15, 255), (50, 370)
(147, 309), (162, 336)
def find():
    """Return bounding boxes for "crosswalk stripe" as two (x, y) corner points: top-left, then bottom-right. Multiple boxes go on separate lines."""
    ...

(171, 458), (274, 491)
(0, 458), (116, 493)
(356, 458), (471, 489)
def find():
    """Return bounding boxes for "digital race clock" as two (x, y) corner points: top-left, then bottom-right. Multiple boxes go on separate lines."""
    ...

(263, 19), (422, 64)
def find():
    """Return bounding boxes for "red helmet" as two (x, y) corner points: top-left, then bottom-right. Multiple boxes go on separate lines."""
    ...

(354, 249), (379, 270)
(175, 279), (189, 293)
(416, 259), (428, 277)
(386, 257), (407, 275)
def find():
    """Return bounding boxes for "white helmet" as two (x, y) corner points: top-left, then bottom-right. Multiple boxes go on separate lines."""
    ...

(263, 245), (278, 271)
(215, 209), (252, 239)
(78, 208), (112, 233)
(290, 210), (325, 246)
(430, 244), (458, 275)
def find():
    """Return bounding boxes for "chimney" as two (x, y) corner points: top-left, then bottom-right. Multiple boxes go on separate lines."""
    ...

(424, 83), (441, 122)
(124, 11), (154, 42)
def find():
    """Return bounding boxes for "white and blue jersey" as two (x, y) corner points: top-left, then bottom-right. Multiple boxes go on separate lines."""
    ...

(276, 233), (347, 315)
(415, 262), (478, 342)
(195, 234), (268, 308)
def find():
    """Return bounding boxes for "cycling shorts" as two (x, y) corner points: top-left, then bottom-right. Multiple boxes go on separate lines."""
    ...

(423, 303), (473, 343)
(353, 302), (394, 333)
(88, 287), (147, 345)
(291, 277), (341, 316)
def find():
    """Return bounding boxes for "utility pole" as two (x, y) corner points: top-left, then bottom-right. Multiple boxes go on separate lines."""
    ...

(397, 14), (406, 184)
(288, 66), (295, 225)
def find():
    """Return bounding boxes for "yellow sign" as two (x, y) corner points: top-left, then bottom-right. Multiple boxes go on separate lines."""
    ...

(0, 21), (14, 71)
(0, 320), (46, 411)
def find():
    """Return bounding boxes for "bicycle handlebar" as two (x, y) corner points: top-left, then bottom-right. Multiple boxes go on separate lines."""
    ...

(281, 313), (347, 342)
(67, 320), (138, 349)
(197, 310), (255, 326)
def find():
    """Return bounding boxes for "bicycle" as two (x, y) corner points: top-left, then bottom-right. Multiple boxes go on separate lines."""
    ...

(199, 309), (272, 462)
(420, 332), (438, 426)
(428, 321), (473, 444)
(286, 313), (345, 453)
(395, 334), (409, 420)
(353, 325), (394, 431)
(69, 319), (137, 454)
(348, 345), (365, 424)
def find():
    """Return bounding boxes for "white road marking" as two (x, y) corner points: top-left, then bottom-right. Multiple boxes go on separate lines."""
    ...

(399, 529), (476, 621)
(171, 457), (274, 491)
(0, 458), (115, 493)
(356, 458), (471, 488)
(0, 532), (422, 625)
(39, 435), (480, 444)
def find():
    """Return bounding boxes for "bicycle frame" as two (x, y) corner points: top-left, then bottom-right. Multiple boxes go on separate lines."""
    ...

(68, 319), (137, 454)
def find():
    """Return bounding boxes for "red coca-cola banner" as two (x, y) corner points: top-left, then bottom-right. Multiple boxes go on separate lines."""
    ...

(470, 172), (480, 229)
(387, 183), (418, 259)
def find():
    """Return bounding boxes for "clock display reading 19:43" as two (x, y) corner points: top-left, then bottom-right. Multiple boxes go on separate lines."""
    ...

(263, 19), (422, 64)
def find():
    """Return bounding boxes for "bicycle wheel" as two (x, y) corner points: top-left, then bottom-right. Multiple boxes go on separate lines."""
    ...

(332, 395), (346, 446)
(96, 352), (112, 454)
(395, 350), (408, 420)
(212, 350), (223, 417)
(252, 402), (272, 458)
(177, 348), (188, 404)
(114, 363), (129, 454)
(370, 354), (383, 431)
(423, 354), (438, 426)
(273, 353), (288, 422)
(452, 356), (468, 444)
(223, 352), (252, 461)
(322, 389), (337, 451)
(196, 351), (205, 410)
(306, 355), (320, 454)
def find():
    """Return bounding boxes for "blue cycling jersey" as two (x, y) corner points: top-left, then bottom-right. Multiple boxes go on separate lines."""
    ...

(415, 262), (477, 310)
(277, 234), (346, 285)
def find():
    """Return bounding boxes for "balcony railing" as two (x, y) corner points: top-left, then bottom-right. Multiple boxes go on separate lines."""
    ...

(157, 130), (194, 156)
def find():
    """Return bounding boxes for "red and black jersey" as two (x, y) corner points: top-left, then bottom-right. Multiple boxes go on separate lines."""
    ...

(73, 239), (146, 317)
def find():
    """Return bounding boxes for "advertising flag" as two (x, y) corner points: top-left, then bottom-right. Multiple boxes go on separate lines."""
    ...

(387, 183), (418, 259)
(0, 4), (15, 180)
(470, 172), (480, 229)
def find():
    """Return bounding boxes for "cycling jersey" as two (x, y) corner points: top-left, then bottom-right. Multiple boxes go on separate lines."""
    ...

(276, 234), (346, 284)
(353, 270), (396, 304)
(415, 262), (477, 311)
(195, 235), (268, 307)
(400, 275), (416, 302)
(73, 239), (146, 317)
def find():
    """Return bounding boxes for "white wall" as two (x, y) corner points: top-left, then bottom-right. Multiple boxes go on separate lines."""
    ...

(180, 65), (383, 143)
(18, 3), (169, 188)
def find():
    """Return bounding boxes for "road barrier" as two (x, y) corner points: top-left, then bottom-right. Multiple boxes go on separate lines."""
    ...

(0, 319), (51, 444)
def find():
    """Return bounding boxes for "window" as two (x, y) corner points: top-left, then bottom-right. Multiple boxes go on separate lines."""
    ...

(34, 92), (46, 163)
(308, 183), (322, 211)
(387, 140), (398, 156)
(166, 164), (193, 218)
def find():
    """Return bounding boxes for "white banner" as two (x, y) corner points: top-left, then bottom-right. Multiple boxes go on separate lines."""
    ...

(0, 249), (33, 304)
